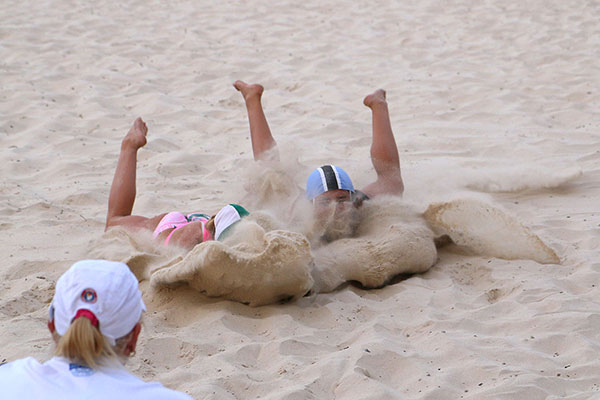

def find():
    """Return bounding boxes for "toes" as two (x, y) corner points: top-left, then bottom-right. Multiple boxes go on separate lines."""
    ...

(363, 89), (387, 107)
(233, 80), (247, 91)
(132, 117), (148, 135)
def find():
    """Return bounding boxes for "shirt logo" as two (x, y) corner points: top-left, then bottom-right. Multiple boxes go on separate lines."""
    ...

(81, 288), (97, 303)
(69, 363), (95, 377)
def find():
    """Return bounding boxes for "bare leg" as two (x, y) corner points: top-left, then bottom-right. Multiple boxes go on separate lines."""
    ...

(105, 118), (148, 229)
(233, 80), (279, 161)
(362, 90), (404, 197)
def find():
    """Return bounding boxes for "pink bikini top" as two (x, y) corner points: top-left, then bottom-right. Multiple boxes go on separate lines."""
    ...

(152, 212), (213, 245)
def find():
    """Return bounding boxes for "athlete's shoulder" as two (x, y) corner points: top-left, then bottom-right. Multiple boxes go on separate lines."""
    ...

(0, 357), (45, 397)
(128, 380), (194, 400)
(0, 357), (40, 374)
(95, 370), (193, 400)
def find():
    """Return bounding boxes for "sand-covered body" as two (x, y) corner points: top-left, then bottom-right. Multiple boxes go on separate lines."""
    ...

(88, 192), (558, 307)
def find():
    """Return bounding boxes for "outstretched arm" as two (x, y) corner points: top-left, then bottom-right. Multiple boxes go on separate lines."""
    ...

(234, 81), (279, 161)
(361, 89), (404, 198)
(105, 117), (148, 229)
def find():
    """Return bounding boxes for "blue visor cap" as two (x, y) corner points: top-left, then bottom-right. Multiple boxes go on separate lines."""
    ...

(306, 165), (355, 200)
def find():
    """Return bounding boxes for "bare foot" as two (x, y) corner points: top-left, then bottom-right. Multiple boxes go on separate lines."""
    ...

(233, 80), (264, 102)
(363, 89), (387, 109)
(122, 117), (147, 150)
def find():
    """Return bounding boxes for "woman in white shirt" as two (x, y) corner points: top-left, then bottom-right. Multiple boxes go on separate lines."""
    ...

(0, 259), (193, 400)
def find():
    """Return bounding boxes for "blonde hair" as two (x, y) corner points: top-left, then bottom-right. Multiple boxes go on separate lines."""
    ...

(206, 215), (216, 236)
(55, 318), (132, 368)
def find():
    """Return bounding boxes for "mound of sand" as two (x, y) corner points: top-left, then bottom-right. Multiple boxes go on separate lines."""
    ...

(89, 191), (560, 307)
(311, 198), (439, 292)
(88, 192), (561, 311)
(151, 222), (314, 306)
(89, 222), (313, 307)
(424, 198), (560, 264)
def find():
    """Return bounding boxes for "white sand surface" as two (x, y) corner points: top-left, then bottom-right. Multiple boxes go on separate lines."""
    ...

(1, 0), (599, 398)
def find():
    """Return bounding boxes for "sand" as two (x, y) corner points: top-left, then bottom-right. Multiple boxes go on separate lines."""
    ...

(1, 0), (599, 398)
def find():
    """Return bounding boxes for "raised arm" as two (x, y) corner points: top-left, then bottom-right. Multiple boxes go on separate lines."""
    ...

(105, 117), (149, 230)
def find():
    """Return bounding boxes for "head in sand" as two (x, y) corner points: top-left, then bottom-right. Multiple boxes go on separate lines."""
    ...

(0, 259), (191, 399)
(233, 80), (404, 242)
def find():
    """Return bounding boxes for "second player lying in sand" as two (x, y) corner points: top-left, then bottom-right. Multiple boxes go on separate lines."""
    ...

(105, 117), (249, 250)
(234, 80), (404, 244)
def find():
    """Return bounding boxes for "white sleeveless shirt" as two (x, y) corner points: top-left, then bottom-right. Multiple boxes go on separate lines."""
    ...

(0, 357), (193, 400)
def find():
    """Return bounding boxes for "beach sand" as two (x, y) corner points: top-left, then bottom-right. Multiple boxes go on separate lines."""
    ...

(1, 0), (599, 398)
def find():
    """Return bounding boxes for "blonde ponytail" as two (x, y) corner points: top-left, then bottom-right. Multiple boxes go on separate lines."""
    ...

(55, 317), (117, 368)
(206, 216), (216, 236)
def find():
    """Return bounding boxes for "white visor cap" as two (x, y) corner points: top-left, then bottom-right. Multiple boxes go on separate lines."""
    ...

(49, 260), (146, 346)
(214, 204), (249, 241)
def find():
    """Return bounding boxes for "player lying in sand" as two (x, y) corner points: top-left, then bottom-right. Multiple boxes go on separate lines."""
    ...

(105, 118), (249, 250)
(234, 81), (403, 242)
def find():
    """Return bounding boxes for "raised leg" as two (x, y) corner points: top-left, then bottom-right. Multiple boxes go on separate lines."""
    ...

(105, 118), (148, 228)
(362, 89), (404, 197)
(233, 80), (279, 161)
